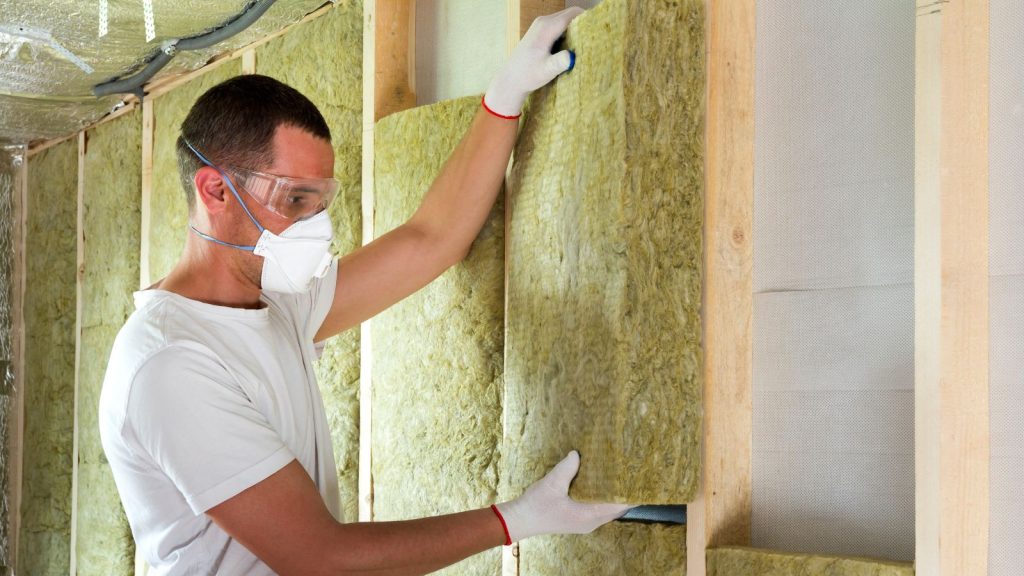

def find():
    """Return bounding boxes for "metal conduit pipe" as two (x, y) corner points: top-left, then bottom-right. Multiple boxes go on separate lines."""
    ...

(92, 0), (279, 99)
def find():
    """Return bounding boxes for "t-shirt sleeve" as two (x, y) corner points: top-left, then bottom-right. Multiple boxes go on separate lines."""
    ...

(125, 345), (296, 515)
(307, 258), (339, 341)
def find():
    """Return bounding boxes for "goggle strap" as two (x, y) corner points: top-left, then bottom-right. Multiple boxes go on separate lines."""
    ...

(189, 225), (257, 252)
(183, 139), (266, 234)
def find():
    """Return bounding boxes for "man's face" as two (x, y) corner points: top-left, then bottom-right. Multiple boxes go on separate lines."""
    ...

(221, 124), (335, 284)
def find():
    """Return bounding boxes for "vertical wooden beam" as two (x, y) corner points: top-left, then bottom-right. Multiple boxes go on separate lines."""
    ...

(915, 0), (990, 574)
(139, 100), (154, 290)
(69, 130), (86, 576)
(506, 0), (564, 55)
(361, 0), (417, 523)
(241, 48), (257, 75)
(373, 0), (417, 121)
(7, 147), (28, 572)
(687, 1), (755, 574)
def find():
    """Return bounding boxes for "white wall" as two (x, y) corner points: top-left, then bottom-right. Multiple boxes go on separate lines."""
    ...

(989, 2), (1024, 574)
(751, 1), (915, 561)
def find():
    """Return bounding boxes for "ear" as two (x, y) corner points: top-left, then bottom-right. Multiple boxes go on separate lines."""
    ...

(194, 166), (230, 214)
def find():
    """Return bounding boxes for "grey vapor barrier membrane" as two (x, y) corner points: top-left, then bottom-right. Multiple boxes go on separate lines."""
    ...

(989, 1), (1024, 574)
(0, 0), (333, 144)
(752, 0), (915, 562)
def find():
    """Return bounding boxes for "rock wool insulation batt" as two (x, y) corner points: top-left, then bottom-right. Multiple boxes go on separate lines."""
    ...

(0, 148), (19, 567)
(150, 62), (241, 283)
(372, 96), (503, 576)
(503, 0), (701, 571)
(77, 111), (143, 575)
(504, 0), (703, 505)
(257, 0), (362, 521)
(707, 547), (915, 576)
(20, 138), (77, 574)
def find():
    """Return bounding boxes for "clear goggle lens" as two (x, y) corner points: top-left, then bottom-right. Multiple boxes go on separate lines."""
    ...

(230, 166), (339, 220)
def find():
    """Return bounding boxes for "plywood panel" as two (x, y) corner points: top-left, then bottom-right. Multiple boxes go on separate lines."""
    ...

(19, 137), (77, 575)
(256, 0), (363, 523)
(76, 110), (143, 576)
(372, 96), (503, 576)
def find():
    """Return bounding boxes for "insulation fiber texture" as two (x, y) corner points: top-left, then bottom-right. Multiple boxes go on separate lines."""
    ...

(77, 111), (142, 575)
(0, 146), (22, 568)
(20, 138), (77, 575)
(372, 96), (502, 576)
(256, 0), (362, 522)
(150, 61), (241, 283)
(504, 0), (704, 508)
(707, 547), (915, 576)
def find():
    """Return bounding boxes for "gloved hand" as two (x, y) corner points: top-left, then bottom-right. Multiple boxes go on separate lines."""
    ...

(482, 7), (585, 119)
(492, 451), (631, 544)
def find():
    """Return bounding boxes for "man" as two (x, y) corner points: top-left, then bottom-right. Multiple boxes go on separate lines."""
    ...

(100, 7), (629, 575)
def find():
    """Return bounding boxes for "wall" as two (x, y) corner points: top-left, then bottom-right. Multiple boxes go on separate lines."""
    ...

(76, 111), (143, 575)
(751, 0), (915, 561)
(0, 147), (21, 569)
(414, 1), (506, 105)
(988, 1), (1024, 574)
(372, 96), (504, 576)
(20, 138), (77, 576)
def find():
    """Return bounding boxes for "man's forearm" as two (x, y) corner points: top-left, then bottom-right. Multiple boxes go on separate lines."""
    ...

(406, 108), (518, 264)
(326, 508), (507, 575)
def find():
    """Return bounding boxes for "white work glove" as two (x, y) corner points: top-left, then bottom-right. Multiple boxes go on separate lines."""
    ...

(482, 7), (585, 118)
(492, 451), (631, 544)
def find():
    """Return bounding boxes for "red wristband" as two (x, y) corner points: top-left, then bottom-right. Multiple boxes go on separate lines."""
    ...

(481, 95), (521, 120)
(491, 504), (513, 546)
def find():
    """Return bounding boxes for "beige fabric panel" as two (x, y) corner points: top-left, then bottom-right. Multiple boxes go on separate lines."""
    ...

(503, 0), (704, 508)
(256, 0), (363, 523)
(707, 547), (914, 576)
(414, 1), (505, 105)
(371, 96), (503, 576)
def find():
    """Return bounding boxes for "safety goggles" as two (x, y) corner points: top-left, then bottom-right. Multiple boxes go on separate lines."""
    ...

(229, 166), (340, 220)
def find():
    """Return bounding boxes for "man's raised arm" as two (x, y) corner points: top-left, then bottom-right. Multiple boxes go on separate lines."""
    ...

(314, 7), (583, 341)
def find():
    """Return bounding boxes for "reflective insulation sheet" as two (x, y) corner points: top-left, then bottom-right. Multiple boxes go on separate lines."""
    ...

(989, 1), (1024, 574)
(752, 1), (915, 561)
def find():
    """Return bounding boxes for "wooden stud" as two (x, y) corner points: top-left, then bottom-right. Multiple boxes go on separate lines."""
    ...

(915, 0), (990, 574)
(140, 100), (154, 290)
(687, 1), (755, 574)
(68, 130), (86, 575)
(241, 49), (257, 75)
(505, 0), (563, 55)
(7, 147), (28, 572)
(372, 0), (417, 122)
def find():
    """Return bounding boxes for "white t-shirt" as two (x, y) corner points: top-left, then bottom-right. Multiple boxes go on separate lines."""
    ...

(99, 262), (341, 575)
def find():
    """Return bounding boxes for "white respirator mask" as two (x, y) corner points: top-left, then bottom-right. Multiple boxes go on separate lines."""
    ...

(252, 210), (334, 293)
(184, 140), (335, 294)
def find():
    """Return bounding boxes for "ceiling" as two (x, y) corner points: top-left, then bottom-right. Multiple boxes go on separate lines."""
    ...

(0, 0), (331, 145)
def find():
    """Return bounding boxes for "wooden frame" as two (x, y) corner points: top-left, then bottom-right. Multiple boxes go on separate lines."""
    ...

(6, 147), (28, 571)
(360, 0), (417, 523)
(68, 130), (86, 575)
(686, 1), (756, 574)
(915, 0), (990, 574)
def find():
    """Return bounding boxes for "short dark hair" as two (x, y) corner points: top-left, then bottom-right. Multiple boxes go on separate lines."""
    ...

(175, 74), (331, 210)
